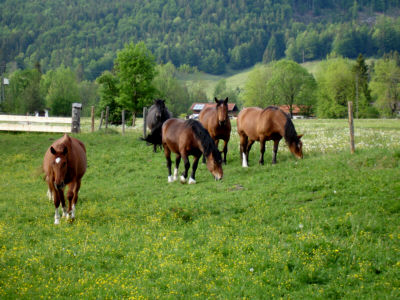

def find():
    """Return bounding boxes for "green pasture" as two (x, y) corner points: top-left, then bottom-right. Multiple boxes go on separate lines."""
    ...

(0, 119), (399, 299)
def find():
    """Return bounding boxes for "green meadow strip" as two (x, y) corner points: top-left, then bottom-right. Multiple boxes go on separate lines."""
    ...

(0, 119), (399, 299)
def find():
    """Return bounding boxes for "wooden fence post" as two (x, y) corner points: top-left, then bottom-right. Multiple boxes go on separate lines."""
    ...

(91, 106), (95, 133)
(105, 106), (109, 132)
(99, 111), (104, 130)
(122, 109), (125, 135)
(143, 107), (148, 138)
(348, 101), (355, 154)
(71, 103), (82, 133)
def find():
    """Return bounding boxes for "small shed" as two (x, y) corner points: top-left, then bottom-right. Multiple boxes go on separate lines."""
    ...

(190, 102), (239, 117)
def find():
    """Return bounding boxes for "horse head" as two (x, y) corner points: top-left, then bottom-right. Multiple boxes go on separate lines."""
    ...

(205, 149), (223, 181)
(215, 97), (229, 126)
(50, 145), (68, 190)
(154, 99), (166, 121)
(288, 135), (303, 159)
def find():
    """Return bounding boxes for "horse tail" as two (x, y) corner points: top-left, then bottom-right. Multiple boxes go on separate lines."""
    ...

(186, 119), (221, 161)
(140, 122), (163, 145)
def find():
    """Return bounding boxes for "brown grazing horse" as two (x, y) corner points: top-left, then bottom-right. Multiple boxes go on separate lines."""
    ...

(199, 97), (231, 164)
(43, 134), (87, 224)
(237, 106), (303, 167)
(162, 118), (223, 184)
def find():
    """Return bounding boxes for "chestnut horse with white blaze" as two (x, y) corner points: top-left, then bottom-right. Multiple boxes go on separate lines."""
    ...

(43, 134), (87, 224)
(199, 97), (231, 164)
(162, 118), (223, 184)
(237, 106), (303, 167)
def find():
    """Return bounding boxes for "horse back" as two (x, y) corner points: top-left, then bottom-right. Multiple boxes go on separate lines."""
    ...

(162, 119), (200, 154)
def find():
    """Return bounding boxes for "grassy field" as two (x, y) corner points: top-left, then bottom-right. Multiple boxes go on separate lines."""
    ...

(0, 119), (399, 298)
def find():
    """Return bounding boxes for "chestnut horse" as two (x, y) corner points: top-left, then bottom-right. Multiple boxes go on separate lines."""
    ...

(199, 97), (231, 164)
(43, 134), (87, 224)
(162, 118), (223, 184)
(237, 106), (303, 167)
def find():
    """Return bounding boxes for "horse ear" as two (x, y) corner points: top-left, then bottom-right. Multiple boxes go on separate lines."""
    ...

(224, 97), (228, 104)
(50, 147), (57, 155)
(63, 147), (68, 155)
(298, 134), (303, 139)
(214, 97), (219, 103)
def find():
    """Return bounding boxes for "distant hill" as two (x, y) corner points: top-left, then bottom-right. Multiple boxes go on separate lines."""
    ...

(0, 0), (399, 79)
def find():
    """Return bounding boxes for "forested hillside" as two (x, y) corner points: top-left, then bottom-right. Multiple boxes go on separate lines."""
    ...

(1, 0), (400, 78)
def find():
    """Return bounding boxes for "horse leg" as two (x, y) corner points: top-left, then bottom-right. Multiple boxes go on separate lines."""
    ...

(70, 180), (81, 219)
(189, 156), (200, 184)
(272, 139), (280, 164)
(174, 154), (181, 181)
(245, 140), (255, 167)
(180, 155), (190, 184)
(164, 146), (173, 183)
(53, 188), (64, 224)
(239, 134), (248, 167)
(259, 139), (266, 165)
(222, 139), (229, 164)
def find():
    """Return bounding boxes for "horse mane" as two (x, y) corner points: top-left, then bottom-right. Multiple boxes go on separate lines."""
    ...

(264, 106), (300, 145)
(186, 119), (222, 160)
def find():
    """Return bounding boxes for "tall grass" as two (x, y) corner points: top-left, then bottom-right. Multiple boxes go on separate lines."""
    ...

(0, 119), (399, 298)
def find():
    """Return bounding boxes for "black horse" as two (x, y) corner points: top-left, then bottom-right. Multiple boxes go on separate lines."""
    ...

(142, 99), (172, 152)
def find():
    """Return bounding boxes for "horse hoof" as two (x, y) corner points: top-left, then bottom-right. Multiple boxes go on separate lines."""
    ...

(54, 219), (60, 225)
(188, 177), (196, 184)
(168, 176), (174, 183)
(180, 176), (187, 184)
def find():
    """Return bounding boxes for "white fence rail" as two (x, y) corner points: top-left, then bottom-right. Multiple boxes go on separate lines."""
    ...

(0, 115), (72, 133)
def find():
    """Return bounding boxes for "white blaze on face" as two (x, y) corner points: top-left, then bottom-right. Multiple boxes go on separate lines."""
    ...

(55, 157), (61, 164)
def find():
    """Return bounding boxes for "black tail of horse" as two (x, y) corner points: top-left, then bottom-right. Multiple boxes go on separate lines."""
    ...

(141, 122), (163, 146)
(186, 119), (222, 162)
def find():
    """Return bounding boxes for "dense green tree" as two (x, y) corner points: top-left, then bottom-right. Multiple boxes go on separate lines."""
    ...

(96, 71), (123, 124)
(115, 42), (157, 118)
(370, 57), (400, 117)
(266, 60), (317, 117)
(241, 64), (274, 108)
(315, 58), (355, 118)
(153, 62), (191, 116)
(352, 54), (378, 118)
(40, 65), (80, 116)
(2, 68), (44, 114)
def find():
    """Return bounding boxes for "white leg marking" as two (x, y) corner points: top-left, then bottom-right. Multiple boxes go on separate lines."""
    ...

(71, 204), (75, 219)
(188, 177), (196, 184)
(242, 153), (248, 168)
(180, 175), (187, 183)
(54, 207), (60, 224)
(62, 207), (68, 218)
(47, 189), (52, 201)
(173, 168), (178, 181)
(168, 175), (174, 183)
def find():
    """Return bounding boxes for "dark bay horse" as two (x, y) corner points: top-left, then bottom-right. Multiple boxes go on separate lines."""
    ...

(162, 118), (223, 184)
(144, 99), (172, 152)
(43, 134), (87, 224)
(237, 106), (303, 167)
(199, 97), (231, 164)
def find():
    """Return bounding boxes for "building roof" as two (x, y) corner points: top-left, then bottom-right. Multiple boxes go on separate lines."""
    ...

(190, 102), (238, 112)
(279, 105), (304, 115)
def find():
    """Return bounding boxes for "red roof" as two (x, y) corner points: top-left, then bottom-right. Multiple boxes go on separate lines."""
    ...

(279, 105), (303, 115)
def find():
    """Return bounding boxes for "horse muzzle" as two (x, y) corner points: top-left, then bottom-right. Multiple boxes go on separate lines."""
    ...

(54, 181), (65, 190)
